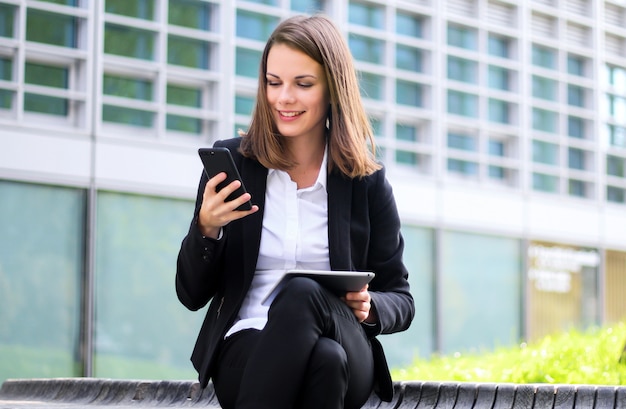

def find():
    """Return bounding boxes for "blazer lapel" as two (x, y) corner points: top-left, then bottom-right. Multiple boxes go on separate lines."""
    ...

(327, 170), (353, 270)
(241, 158), (267, 279)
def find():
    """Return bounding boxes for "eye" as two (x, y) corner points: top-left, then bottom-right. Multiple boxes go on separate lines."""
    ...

(267, 81), (281, 87)
(298, 83), (313, 88)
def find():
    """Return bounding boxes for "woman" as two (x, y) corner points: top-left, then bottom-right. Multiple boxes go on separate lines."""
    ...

(176, 14), (414, 409)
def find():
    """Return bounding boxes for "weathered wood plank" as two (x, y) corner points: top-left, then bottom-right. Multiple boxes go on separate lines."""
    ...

(594, 386), (616, 409)
(434, 383), (458, 409)
(533, 385), (556, 409)
(574, 386), (596, 409)
(512, 384), (536, 409)
(474, 384), (497, 409)
(454, 383), (477, 408)
(492, 384), (516, 409)
(552, 385), (576, 409)
(416, 382), (441, 409)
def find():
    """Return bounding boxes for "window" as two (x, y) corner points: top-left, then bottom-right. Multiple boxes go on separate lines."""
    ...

(102, 74), (154, 127)
(532, 108), (557, 133)
(567, 54), (586, 76)
(488, 34), (511, 58)
(447, 24), (477, 50)
(607, 186), (625, 203)
(396, 11), (423, 38)
(569, 180), (586, 197)
(447, 56), (478, 84)
(448, 132), (476, 151)
(396, 124), (418, 142)
(105, 0), (155, 20)
(370, 117), (382, 136)
(532, 76), (557, 101)
(606, 65), (626, 92)
(568, 85), (586, 107)
(396, 150), (418, 166)
(291, 0), (324, 13)
(169, 0), (213, 31)
(568, 116), (586, 139)
(104, 24), (155, 60)
(168, 36), (210, 69)
(607, 155), (625, 177)
(488, 165), (506, 180)
(447, 90), (478, 118)
(0, 3), (15, 38)
(533, 173), (558, 192)
(396, 80), (422, 107)
(607, 95), (626, 120)
(489, 139), (505, 156)
(26, 9), (79, 48)
(488, 66), (511, 91)
(349, 1), (384, 29)
(359, 72), (384, 100)
(488, 99), (510, 124)
(396, 45), (422, 72)
(166, 84), (203, 134)
(532, 140), (558, 165)
(0, 57), (11, 109)
(235, 95), (255, 116)
(608, 125), (626, 148)
(236, 10), (279, 41)
(532, 45), (556, 69)
(246, 0), (279, 5)
(24, 62), (69, 116)
(448, 158), (478, 175)
(568, 148), (586, 170)
(349, 34), (384, 65)
(236, 48), (262, 78)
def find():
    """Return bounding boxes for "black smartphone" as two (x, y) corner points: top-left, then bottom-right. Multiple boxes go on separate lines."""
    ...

(198, 147), (252, 211)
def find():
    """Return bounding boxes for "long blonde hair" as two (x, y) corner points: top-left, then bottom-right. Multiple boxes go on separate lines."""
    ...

(240, 14), (381, 178)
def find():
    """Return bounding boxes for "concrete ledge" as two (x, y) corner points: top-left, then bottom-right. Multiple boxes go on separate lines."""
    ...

(2, 378), (626, 408)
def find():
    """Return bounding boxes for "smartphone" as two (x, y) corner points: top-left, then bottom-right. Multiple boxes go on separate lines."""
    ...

(198, 147), (252, 211)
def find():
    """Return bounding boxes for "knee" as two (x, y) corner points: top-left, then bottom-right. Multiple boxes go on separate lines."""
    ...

(273, 276), (323, 306)
(310, 337), (348, 377)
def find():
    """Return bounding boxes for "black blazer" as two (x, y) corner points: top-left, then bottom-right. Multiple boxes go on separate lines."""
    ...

(176, 138), (415, 401)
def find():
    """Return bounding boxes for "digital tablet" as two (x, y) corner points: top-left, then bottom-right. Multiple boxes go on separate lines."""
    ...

(198, 147), (252, 211)
(261, 270), (375, 306)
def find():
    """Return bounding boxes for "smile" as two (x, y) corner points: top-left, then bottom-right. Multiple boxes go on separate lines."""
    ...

(279, 111), (304, 118)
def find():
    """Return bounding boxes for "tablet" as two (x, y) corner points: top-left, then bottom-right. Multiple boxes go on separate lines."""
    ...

(261, 270), (375, 306)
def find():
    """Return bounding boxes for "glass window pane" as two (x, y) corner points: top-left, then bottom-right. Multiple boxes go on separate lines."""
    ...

(235, 95), (255, 116)
(489, 140), (505, 156)
(447, 56), (477, 84)
(167, 84), (202, 108)
(569, 179), (586, 197)
(447, 24), (477, 50)
(166, 114), (202, 134)
(568, 116), (585, 139)
(236, 48), (261, 78)
(532, 44), (557, 69)
(607, 186), (625, 203)
(291, 0), (324, 13)
(370, 117), (382, 136)
(105, 0), (155, 20)
(0, 4), (15, 38)
(26, 10), (77, 48)
(532, 108), (558, 133)
(448, 132), (476, 151)
(568, 148), (585, 170)
(24, 94), (68, 116)
(0, 89), (12, 109)
(168, 35), (209, 69)
(447, 90), (478, 118)
(104, 24), (155, 60)
(349, 1), (384, 29)
(359, 72), (384, 100)
(25, 63), (68, 88)
(103, 75), (153, 101)
(39, 0), (79, 5)
(532, 76), (557, 101)
(396, 11), (422, 38)
(608, 124), (626, 148)
(488, 99), (510, 124)
(169, 0), (212, 31)
(533, 140), (558, 165)
(447, 158), (478, 175)
(488, 65), (510, 91)
(0, 181), (84, 383)
(102, 105), (153, 127)
(533, 172), (558, 192)
(396, 123), (417, 142)
(607, 155), (625, 177)
(440, 231), (521, 353)
(488, 34), (510, 58)
(246, 0), (279, 5)
(568, 84), (585, 107)
(236, 10), (279, 41)
(396, 80), (421, 107)
(489, 165), (505, 179)
(349, 34), (384, 65)
(396, 150), (418, 165)
(396, 45), (422, 72)
(94, 192), (203, 379)
(568, 54), (585, 76)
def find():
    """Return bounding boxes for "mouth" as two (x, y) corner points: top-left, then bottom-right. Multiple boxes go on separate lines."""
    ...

(278, 110), (305, 118)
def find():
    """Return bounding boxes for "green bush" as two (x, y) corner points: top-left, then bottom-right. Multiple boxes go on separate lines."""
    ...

(392, 322), (626, 385)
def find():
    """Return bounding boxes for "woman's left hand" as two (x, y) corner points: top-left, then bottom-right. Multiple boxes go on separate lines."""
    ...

(343, 285), (376, 324)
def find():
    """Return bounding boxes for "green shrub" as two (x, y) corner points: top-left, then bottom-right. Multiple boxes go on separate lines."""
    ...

(393, 322), (626, 385)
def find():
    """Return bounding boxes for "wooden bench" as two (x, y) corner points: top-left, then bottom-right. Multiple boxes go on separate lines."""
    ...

(1, 378), (626, 408)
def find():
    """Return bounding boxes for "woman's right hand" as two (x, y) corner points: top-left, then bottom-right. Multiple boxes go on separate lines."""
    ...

(197, 172), (259, 239)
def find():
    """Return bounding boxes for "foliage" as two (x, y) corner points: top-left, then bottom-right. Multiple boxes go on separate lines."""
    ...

(392, 322), (626, 385)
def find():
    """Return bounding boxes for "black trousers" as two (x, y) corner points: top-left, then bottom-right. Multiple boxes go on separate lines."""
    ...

(213, 277), (375, 409)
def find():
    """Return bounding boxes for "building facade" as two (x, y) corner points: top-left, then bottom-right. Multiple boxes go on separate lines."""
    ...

(1, 0), (626, 383)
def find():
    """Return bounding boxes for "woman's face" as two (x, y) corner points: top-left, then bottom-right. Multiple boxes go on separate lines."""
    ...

(265, 43), (330, 142)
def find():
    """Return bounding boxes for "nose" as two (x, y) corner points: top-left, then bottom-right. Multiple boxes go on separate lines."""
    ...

(278, 85), (296, 105)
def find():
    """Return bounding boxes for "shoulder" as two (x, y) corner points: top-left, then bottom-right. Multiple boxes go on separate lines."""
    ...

(213, 137), (243, 152)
